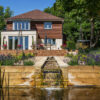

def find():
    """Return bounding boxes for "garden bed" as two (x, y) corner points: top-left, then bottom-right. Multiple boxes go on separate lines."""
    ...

(0, 52), (35, 66)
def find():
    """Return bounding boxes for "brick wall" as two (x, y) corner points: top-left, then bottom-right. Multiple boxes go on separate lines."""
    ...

(30, 21), (62, 39)
(0, 50), (67, 56)
(6, 21), (63, 39)
(6, 21), (13, 30)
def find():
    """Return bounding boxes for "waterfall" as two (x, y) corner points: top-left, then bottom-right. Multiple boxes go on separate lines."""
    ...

(41, 57), (64, 88)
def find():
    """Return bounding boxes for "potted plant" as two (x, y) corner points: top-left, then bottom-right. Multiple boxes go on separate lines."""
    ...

(17, 44), (22, 49)
(3, 44), (7, 49)
(39, 44), (44, 49)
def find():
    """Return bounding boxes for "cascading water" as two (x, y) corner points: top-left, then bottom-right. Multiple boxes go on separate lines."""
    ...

(41, 57), (64, 88)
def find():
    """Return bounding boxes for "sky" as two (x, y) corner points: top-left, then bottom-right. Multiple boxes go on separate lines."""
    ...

(0, 0), (55, 16)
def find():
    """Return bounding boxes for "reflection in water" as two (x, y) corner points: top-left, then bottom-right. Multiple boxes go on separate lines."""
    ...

(0, 87), (100, 100)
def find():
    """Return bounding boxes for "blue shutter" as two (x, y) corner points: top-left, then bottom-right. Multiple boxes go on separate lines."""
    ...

(18, 22), (21, 30)
(44, 38), (47, 45)
(14, 22), (17, 30)
(26, 21), (29, 30)
(22, 21), (24, 30)
(25, 36), (28, 50)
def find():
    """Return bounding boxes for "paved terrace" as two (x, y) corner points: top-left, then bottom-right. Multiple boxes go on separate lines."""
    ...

(34, 56), (68, 68)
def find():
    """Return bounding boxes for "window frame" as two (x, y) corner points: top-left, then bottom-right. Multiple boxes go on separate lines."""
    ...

(45, 39), (56, 45)
(44, 22), (52, 29)
(13, 21), (30, 30)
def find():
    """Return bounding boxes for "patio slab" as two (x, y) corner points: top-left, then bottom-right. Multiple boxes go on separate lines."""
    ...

(54, 56), (69, 67)
(34, 56), (48, 67)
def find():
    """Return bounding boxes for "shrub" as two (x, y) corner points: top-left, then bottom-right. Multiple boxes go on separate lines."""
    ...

(61, 44), (67, 49)
(66, 53), (74, 58)
(67, 41), (76, 50)
(68, 55), (78, 65)
(24, 61), (34, 66)
(68, 52), (100, 66)
(0, 54), (15, 66)
(27, 53), (35, 58)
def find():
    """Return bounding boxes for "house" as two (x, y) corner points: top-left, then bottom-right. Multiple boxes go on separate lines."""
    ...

(1, 10), (64, 50)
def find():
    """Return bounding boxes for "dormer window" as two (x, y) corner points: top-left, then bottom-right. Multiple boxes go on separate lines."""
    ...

(44, 22), (52, 29)
(13, 21), (30, 30)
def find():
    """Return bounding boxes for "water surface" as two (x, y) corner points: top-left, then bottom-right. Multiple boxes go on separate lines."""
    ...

(0, 87), (100, 100)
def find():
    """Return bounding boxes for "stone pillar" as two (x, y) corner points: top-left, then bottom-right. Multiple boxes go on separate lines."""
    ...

(1, 35), (3, 50)
(29, 35), (32, 50)
(23, 36), (25, 50)
(6, 36), (9, 50)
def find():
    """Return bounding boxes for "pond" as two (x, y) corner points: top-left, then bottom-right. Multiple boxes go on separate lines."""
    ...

(0, 87), (100, 100)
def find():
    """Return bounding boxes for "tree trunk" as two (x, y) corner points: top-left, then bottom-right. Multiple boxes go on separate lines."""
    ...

(90, 18), (95, 48)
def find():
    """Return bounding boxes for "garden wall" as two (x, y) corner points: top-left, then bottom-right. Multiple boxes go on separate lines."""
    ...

(61, 66), (100, 86)
(1, 66), (37, 87)
(0, 50), (67, 56)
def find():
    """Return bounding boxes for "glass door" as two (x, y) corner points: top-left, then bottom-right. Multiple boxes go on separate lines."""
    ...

(9, 36), (13, 50)
(25, 36), (28, 50)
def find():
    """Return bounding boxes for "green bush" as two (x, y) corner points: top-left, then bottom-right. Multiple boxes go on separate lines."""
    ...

(67, 53), (74, 58)
(68, 55), (78, 65)
(24, 61), (34, 66)
(27, 53), (35, 58)
(0, 54), (16, 66)
(67, 41), (76, 50)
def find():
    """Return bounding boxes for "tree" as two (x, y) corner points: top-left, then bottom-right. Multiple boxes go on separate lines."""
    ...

(0, 6), (5, 31)
(4, 7), (13, 19)
(44, 0), (100, 48)
(0, 6), (13, 45)
(74, 0), (100, 47)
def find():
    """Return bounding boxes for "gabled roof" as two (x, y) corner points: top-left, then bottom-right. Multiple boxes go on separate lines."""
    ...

(7, 10), (64, 21)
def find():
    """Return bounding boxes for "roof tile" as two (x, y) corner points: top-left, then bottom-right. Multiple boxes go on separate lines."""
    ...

(7, 10), (64, 21)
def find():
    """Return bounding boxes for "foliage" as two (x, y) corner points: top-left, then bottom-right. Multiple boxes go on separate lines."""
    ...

(76, 43), (88, 50)
(67, 53), (74, 58)
(68, 55), (78, 65)
(61, 44), (67, 49)
(44, 0), (100, 48)
(67, 41), (76, 50)
(0, 6), (13, 45)
(24, 60), (34, 66)
(16, 52), (35, 61)
(26, 53), (35, 58)
(0, 6), (13, 31)
(67, 53), (100, 66)
(0, 54), (15, 66)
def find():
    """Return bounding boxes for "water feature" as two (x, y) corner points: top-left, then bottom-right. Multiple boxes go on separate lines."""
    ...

(1, 87), (100, 100)
(41, 57), (64, 87)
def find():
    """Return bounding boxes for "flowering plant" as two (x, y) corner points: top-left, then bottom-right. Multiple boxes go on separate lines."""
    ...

(3, 44), (7, 47)
(39, 44), (44, 47)
(17, 44), (22, 48)
(61, 44), (66, 49)
(3, 44), (7, 49)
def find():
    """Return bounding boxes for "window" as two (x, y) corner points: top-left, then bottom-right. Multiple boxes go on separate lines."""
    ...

(44, 39), (56, 45)
(8, 36), (29, 50)
(13, 21), (30, 30)
(14, 22), (17, 30)
(44, 22), (52, 29)
(52, 39), (56, 45)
